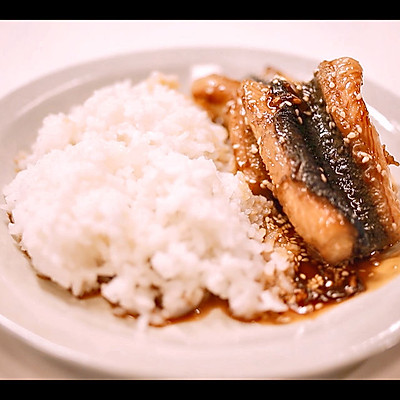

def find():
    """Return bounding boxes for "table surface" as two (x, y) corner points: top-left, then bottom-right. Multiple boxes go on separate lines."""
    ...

(1, 20), (400, 379)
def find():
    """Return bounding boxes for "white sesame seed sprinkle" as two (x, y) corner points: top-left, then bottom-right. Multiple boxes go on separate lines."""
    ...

(250, 144), (258, 154)
(347, 132), (357, 139)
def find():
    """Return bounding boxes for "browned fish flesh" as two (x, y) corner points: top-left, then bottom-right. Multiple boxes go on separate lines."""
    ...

(240, 57), (400, 265)
(191, 74), (239, 126)
(192, 74), (273, 197)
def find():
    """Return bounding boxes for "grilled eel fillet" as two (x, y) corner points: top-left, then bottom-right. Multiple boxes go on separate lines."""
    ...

(192, 58), (400, 265)
(192, 74), (274, 198)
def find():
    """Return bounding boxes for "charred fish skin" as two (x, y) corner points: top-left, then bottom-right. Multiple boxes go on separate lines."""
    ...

(241, 79), (357, 265)
(191, 57), (400, 265)
(246, 59), (398, 263)
(292, 77), (387, 257)
(315, 57), (400, 247)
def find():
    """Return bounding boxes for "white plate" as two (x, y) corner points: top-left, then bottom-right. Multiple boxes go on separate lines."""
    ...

(1, 47), (400, 379)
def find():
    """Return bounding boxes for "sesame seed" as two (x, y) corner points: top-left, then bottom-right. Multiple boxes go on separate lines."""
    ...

(250, 144), (258, 154)
(329, 81), (335, 88)
(298, 116), (303, 124)
(321, 173), (327, 183)
(358, 151), (369, 158)
(362, 156), (370, 163)
(356, 93), (362, 100)
(347, 132), (357, 139)
(205, 87), (214, 95)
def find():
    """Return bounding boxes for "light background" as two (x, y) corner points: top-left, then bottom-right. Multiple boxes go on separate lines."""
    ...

(1, 19), (400, 379)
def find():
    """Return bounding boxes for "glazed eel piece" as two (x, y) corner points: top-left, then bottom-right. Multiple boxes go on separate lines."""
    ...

(241, 57), (400, 265)
(192, 58), (400, 266)
(192, 74), (274, 197)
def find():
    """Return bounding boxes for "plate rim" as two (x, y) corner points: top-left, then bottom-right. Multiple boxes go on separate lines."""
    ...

(1, 46), (400, 379)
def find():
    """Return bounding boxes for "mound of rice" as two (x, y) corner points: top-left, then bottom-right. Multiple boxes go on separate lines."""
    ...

(2, 73), (294, 326)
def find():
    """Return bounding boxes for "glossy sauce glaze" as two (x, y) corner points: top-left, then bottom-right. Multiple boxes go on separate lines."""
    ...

(168, 242), (400, 326)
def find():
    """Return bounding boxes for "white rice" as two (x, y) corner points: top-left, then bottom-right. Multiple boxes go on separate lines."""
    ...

(2, 72), (294, 326)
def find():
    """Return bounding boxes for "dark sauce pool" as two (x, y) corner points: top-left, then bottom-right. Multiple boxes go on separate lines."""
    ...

(32, 233), (400, 327)
(165, 242), (400, 326)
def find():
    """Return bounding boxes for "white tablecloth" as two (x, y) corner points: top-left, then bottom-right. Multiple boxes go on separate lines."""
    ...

(1, 20), (400, 379)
